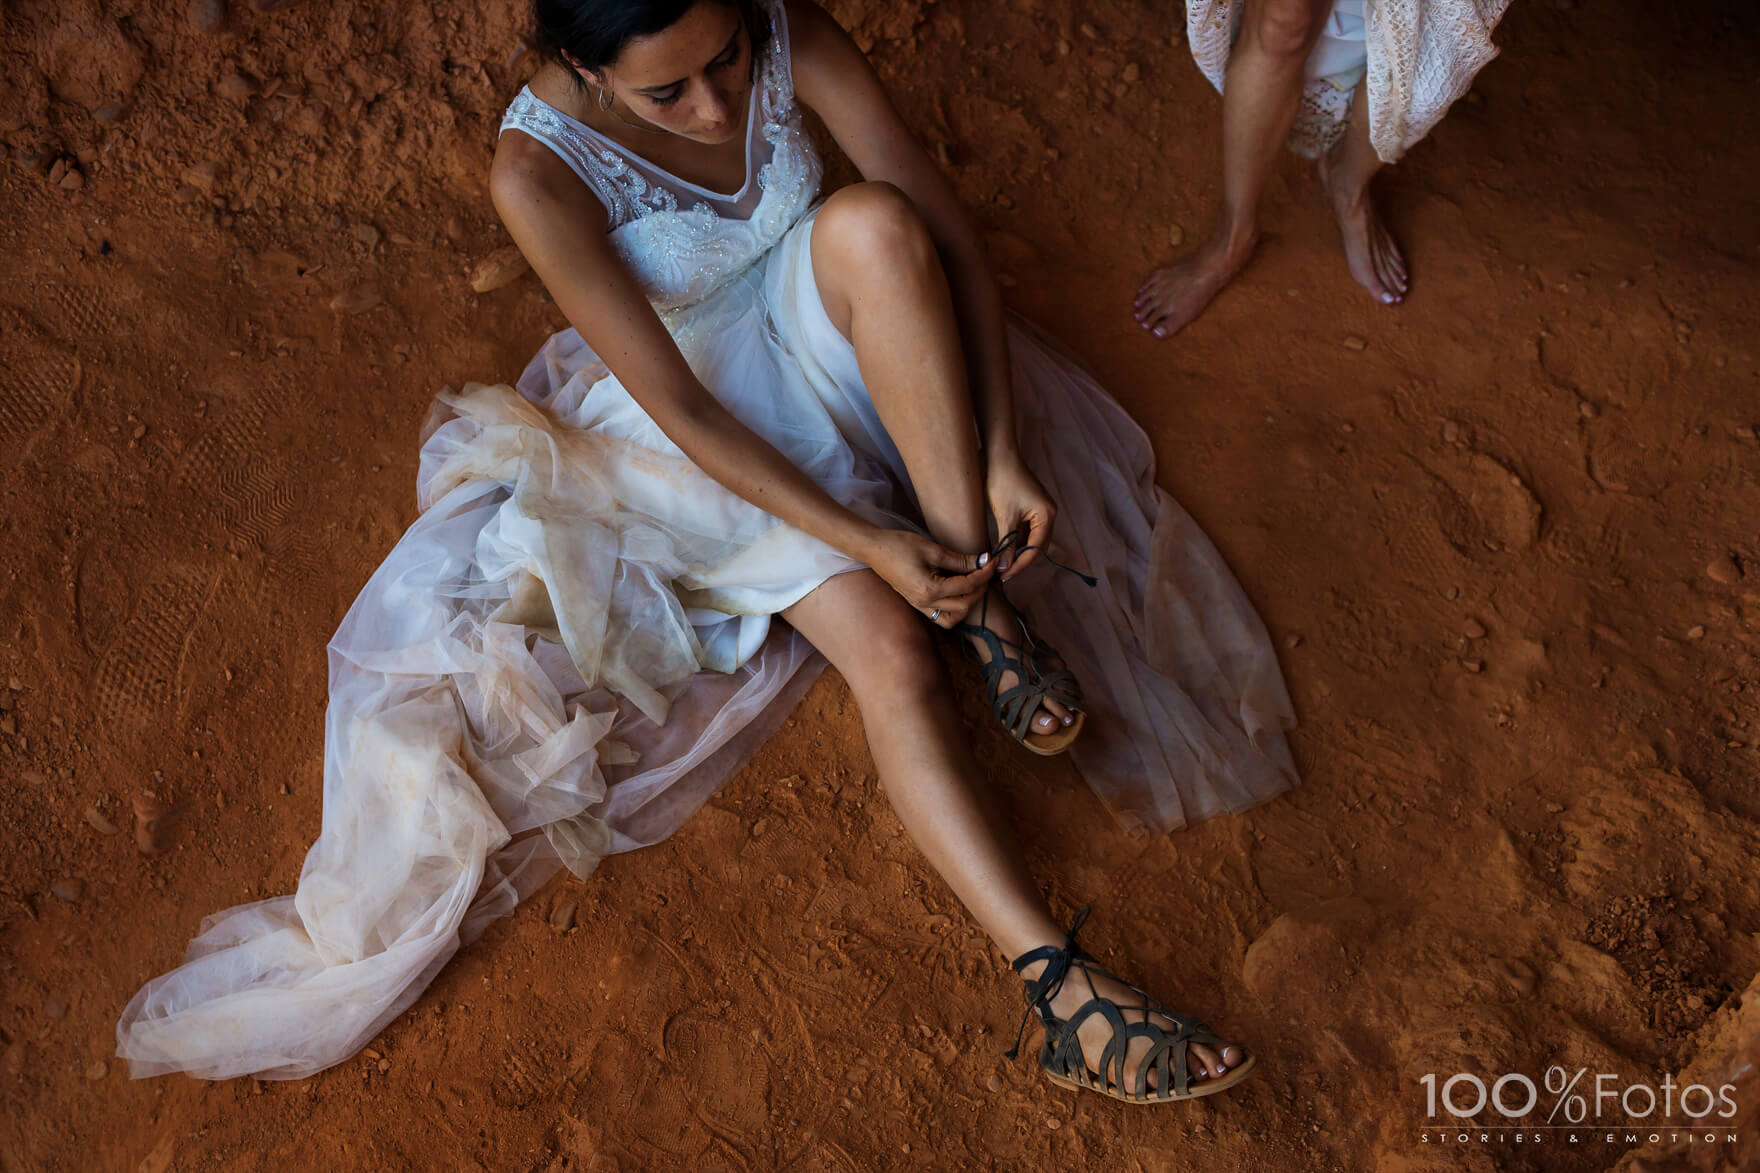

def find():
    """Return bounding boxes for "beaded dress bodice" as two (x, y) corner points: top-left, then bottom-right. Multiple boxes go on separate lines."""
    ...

(498, 0), (823, 313)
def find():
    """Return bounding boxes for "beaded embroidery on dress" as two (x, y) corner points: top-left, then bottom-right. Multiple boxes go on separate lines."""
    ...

(117, 0), (1299, 1083)
(499, 10), (822, 312)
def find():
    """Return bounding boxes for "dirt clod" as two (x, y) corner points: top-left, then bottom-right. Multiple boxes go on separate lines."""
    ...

(218, 72), (258, 100)
(187, 0), (224, 33)
(468, 246), (530, 294)
(1705, 555), (1741, 584)
(329, 285), (382, 314)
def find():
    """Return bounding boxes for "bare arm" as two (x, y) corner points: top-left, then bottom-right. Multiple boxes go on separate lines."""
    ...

(490, 139), (882, 557)
(488, 134), (993, 612)
(788, 0), (1020, 462)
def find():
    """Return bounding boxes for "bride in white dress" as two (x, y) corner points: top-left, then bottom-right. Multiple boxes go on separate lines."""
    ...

(118, 0), (1300, 1104)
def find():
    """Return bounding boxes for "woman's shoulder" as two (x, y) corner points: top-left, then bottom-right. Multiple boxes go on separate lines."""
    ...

(780, 0), (844, 65)
(780, 0), (866, 106)
(490, 108), (612, 240)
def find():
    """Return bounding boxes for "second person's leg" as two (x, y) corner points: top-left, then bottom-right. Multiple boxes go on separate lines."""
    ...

(1317, 80), (1408, 303)
(1135, 0), (1334, 338)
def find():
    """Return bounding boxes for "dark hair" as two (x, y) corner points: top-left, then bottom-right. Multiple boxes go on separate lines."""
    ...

(533, 0), (772, 75)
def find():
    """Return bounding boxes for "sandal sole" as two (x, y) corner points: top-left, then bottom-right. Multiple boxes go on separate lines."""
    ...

(1042, 1052), (1257, 1104)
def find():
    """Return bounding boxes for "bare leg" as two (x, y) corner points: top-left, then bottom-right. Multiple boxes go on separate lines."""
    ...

(1316, 81), (1407, 303)
(809, 181), (1070, 738)
(1134, 0), (1333, 338)
(781, 570), (1247, 1089)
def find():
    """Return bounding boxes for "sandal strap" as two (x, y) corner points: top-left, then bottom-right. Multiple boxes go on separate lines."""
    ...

(1004, 906), (1226, 1099)
(1004, 906), (1093, 1060)
(954, 616), (1082, 741)
(1054, 995), (1220, 1097)
(947, 529), (1098, 745)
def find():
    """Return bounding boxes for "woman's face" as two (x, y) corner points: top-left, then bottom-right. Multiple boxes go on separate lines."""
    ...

(592, 2), (751, 144)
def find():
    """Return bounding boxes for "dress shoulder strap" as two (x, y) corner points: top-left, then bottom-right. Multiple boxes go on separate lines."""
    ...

(758, 0), (798, 116)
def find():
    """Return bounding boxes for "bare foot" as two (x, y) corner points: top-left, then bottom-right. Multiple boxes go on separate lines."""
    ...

(1318, 150), (1408, 305)
(1132, 232), (1257, 339)
(1018, 954), (1248, 1095)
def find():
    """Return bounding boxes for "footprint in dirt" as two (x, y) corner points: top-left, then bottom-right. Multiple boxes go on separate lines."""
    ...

(92, 565), (213, 726)
(215, 462), (296, 548)
(73, 534), (142, 657)
(264, 522), (335, 620)
(1583, 420), (1674, 497)
(0, 306), (82, 457)
(171, 389), (271, 498)
(39, 282), (122, 346)
(1422, 448), (1544, 557)
(662, 1004), (773, 1138)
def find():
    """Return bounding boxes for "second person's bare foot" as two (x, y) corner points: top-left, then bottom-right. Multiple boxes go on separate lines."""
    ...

(1132, 232), (1257, 340)
(1319, 150), (1408, 305)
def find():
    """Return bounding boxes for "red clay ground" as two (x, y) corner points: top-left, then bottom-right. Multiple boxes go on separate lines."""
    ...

(2, 0), (1758, 1170)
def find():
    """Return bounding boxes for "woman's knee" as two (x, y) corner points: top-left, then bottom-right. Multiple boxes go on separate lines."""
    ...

(1250, 0), (1328, 59)
(814, 181), (938, 275)
(839, 603), (946, 701)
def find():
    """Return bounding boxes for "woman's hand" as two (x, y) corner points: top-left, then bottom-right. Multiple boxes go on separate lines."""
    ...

(985, 452), (1057, 581)
(862, 528), (997, 628)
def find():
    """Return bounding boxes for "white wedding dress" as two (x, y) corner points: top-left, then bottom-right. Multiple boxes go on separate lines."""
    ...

(116, 0), (1300, 1081)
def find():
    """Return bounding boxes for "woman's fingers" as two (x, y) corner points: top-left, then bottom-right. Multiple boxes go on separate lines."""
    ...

(926, 546), (995, 598)
(990, 520), (1023, 574)
(930, 544), (991, 575)
(928, 581), (988, 621)
(914, 586), (975, 627)
(911, 542), (995, 626)
(920, 577), (985, 617)
(1002, 512), (1053, 581)
(926, 603), (965, 629)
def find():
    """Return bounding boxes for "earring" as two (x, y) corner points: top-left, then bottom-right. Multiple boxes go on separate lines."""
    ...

(596, 86), (613, 112)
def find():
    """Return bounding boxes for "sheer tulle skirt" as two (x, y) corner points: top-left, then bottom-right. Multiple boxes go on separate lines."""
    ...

(116, 205), (1297, 1080)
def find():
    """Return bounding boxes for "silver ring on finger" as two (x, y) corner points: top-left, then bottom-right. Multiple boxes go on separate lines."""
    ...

(929, 608), (942, 622)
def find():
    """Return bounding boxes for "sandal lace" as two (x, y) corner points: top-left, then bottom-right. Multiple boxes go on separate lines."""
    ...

(1004, 905), (1093, 1060)
(985, 530), (1097, 589)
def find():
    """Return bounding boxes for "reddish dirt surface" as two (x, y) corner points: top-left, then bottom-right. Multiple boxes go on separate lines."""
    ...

(3, 0), (1759, 1170)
